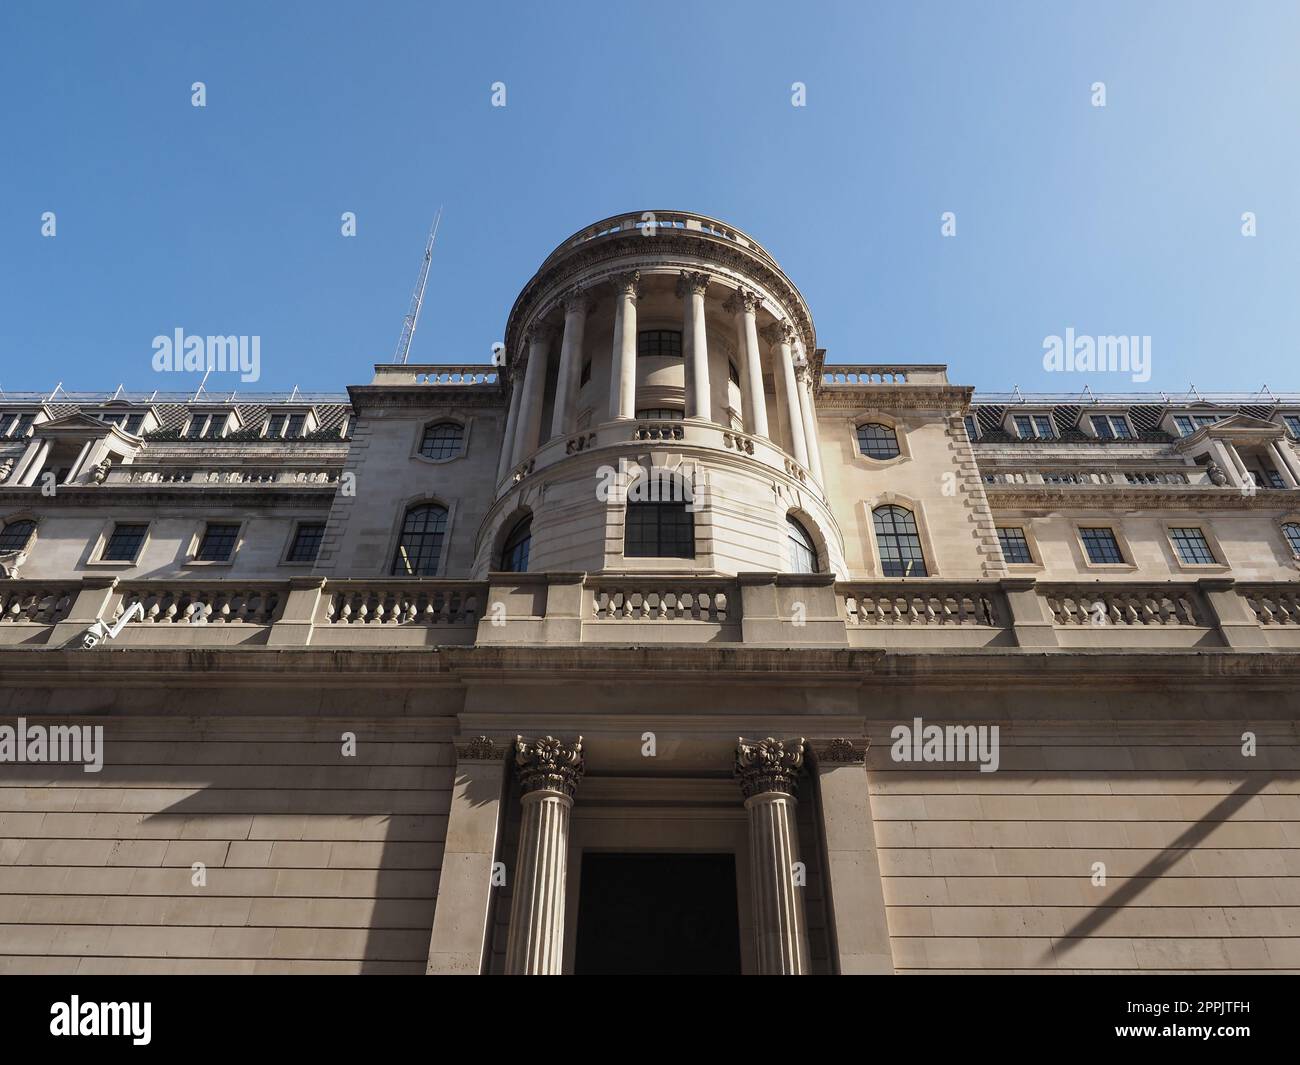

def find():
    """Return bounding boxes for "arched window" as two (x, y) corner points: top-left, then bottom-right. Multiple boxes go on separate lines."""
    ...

(786, 515), (819, 573)
(0, 519), (36, 553)
(873, 505), (927, 577)
(419, 422), (464, 461)
(1283, 522), (1300, 559)
(857, 423), (900, 459)
(499, 516), (532, 572)
(391, 504), (448, 576)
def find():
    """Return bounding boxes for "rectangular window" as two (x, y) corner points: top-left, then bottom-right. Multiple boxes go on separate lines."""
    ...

(265, 413), (288, 437)
(1032, 415), (1055, 438)
(124, 413), (145, 434)
(185, 416), (207, 439)
(1174, 415), (1195, 436)
(1080, 527), (1125, 564)
(1169, 527), (1217, 565)
(102, 523), (148, 562)
(963, 415), (979, 442)
(286, 522), (325, 563)
(1013, 415), (1033, 438)
(195, 523), (240, 562)
(1284, 415), (1300, 439)
(1265, 469), (1286, 489)
(1092, 414), (1132, 440)
(996, 527), (1034, 564)
(286, 413), (306, 437)
(636, 330), (682, 358)
(624, 501), (695, 559)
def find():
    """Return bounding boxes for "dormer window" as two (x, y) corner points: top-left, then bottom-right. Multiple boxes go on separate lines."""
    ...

(95, 409), (146, 434)
(963, 415), (979, 442)
(1173, 413), (1220, 436)
(1013, 414), (1055, 440)
(265, 411), (308, 439)
(1283, 414), (1300, 439)
(1091, 414), (1133, 440)
(185, 411), (233, 440)
(0, 412), (35, 438)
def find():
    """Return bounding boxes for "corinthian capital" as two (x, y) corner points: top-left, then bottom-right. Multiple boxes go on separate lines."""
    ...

(514, 735), (585, 799)
(760, 320), (795, 348)
(735, 736), (806, 799)
(676, 270), (711, 298)
(611, 270), (642, 300)
(561, 286), (594, 315)
(724, 287), (762, 316)
(525, 323), (558, 348)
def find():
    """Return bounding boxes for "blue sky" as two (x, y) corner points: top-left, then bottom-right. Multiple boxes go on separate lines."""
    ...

(1, 0), (1297, 396)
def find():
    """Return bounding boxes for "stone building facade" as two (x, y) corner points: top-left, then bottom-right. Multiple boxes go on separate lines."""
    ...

(1, 210), (1298, 974)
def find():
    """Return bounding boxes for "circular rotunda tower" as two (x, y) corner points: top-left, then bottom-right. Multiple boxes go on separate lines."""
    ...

(477, 210), (845, 578)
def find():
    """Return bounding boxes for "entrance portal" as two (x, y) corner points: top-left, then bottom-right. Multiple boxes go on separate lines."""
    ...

(573, 852), (742, 975)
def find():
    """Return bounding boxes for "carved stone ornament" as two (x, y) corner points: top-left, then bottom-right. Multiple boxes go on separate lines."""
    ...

(92, 457), (112, 484)
(813, 737), (868, 764)
(1206, 461), (1229, 486)
(514, 735), (585, 798)
(611, 270), (641, 299)
(0, 458), (13, 484)
(735, 736), (806, 799)
(676, 270), (711, 298)
(760, 320), (795, 347)
(724, 287), (762, 315)
(455, 735), (502, 762)
(561, 286), (594, 315)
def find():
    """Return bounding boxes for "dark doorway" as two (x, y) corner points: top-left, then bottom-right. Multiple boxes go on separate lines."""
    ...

(573, 852), (742, 975)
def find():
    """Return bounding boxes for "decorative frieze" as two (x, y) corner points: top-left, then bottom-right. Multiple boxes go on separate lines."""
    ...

(455, 735), (503, 762)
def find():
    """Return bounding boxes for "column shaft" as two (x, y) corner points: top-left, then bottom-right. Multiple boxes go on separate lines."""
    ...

(609, 272), (639, 420)
(1270, 442), (1299, 487)
(729, 289), (769, 438)
(765, 322), (808, 467)
(511, 328), (552, 467)
(504, 790), (572, 974)
(679, 272), (711, 421)
(746, 792), (809, 974)
(496, 370), (525, 484)
(796, 360), (825, 485)
(550, 291), (590, 439)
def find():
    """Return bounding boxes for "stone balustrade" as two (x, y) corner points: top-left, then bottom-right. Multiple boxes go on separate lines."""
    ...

(369, 364), (501, 387)
(104, 467), (340, 486)
(984, 469), (1199, 487)
(1, 574), (1296, 652)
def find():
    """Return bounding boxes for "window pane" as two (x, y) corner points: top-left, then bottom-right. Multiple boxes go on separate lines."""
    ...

(1033, 415), (1054, 438)
(391, 505), (447, 576)
(286, 414), (306, 437)
(636, 330), (682, 358)
(635, 408), (683, 421)
(286, 523), (325, 563)
(1014, 415), (1033, 437)
(1080, 527), (1125, 564)
(624, 500), (695, 559)
(873, 505), (927, 577)
(1174, 416), (1194, 436)
(103, 523), (148, 562)
(196, 523), (240, 562)
(185, 417), (206, 439)
(1283, 523), (1300, 558)
(963, 415), (978, 441)
(0, 520), (36, 553)
(996, 527), (1033, 564)
(1169, 527), (1217, 565)
(856, 423), (900, 459)
(499, 517), (532, 572)
(786, 516), (818, 572)
(1284, 415), (1300, 439)
(1111, 416), (1133, 439)
(419, 422), (464, 460)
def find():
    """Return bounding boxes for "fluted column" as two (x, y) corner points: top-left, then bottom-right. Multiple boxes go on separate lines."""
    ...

(550, 288), (592, 438)
(736, 736), (809, 975)
(794, 358), (825, 485)
(678, 271), (712, 422)
(511, 325), (554, 468)
(504, 735), (584, 975)
(496, 368), (526, 485)
(608, 271), (640, 420)
(727, 288), (769, 438)
(763, 320), (808, 468)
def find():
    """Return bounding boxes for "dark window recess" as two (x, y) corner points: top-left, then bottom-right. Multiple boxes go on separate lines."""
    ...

(728, 361), (741, 385)
(873, 505), (928, 577)
(419, 422), (464, 461)
(391, 504), (448, 576)
(637, 330), (682, 358)
(499, 516), (532, 572)
(635, 408), (683, 421)
(996, 527), (1034, 564)
(196, 523), (240, 562)
(0, 520), (36, 553)
(579, 360), (592, 386)
(286, 523), (325, 563)
(1282, 522), (1300, 558)
(1080, 527), (1125, 564)
(857, 423), (901, 459)
(103, 523), (148, 562)
(624, 500), (695, 559)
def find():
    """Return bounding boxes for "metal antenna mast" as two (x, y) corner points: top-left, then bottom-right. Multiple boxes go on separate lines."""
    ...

(393, 208), (442, 364)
